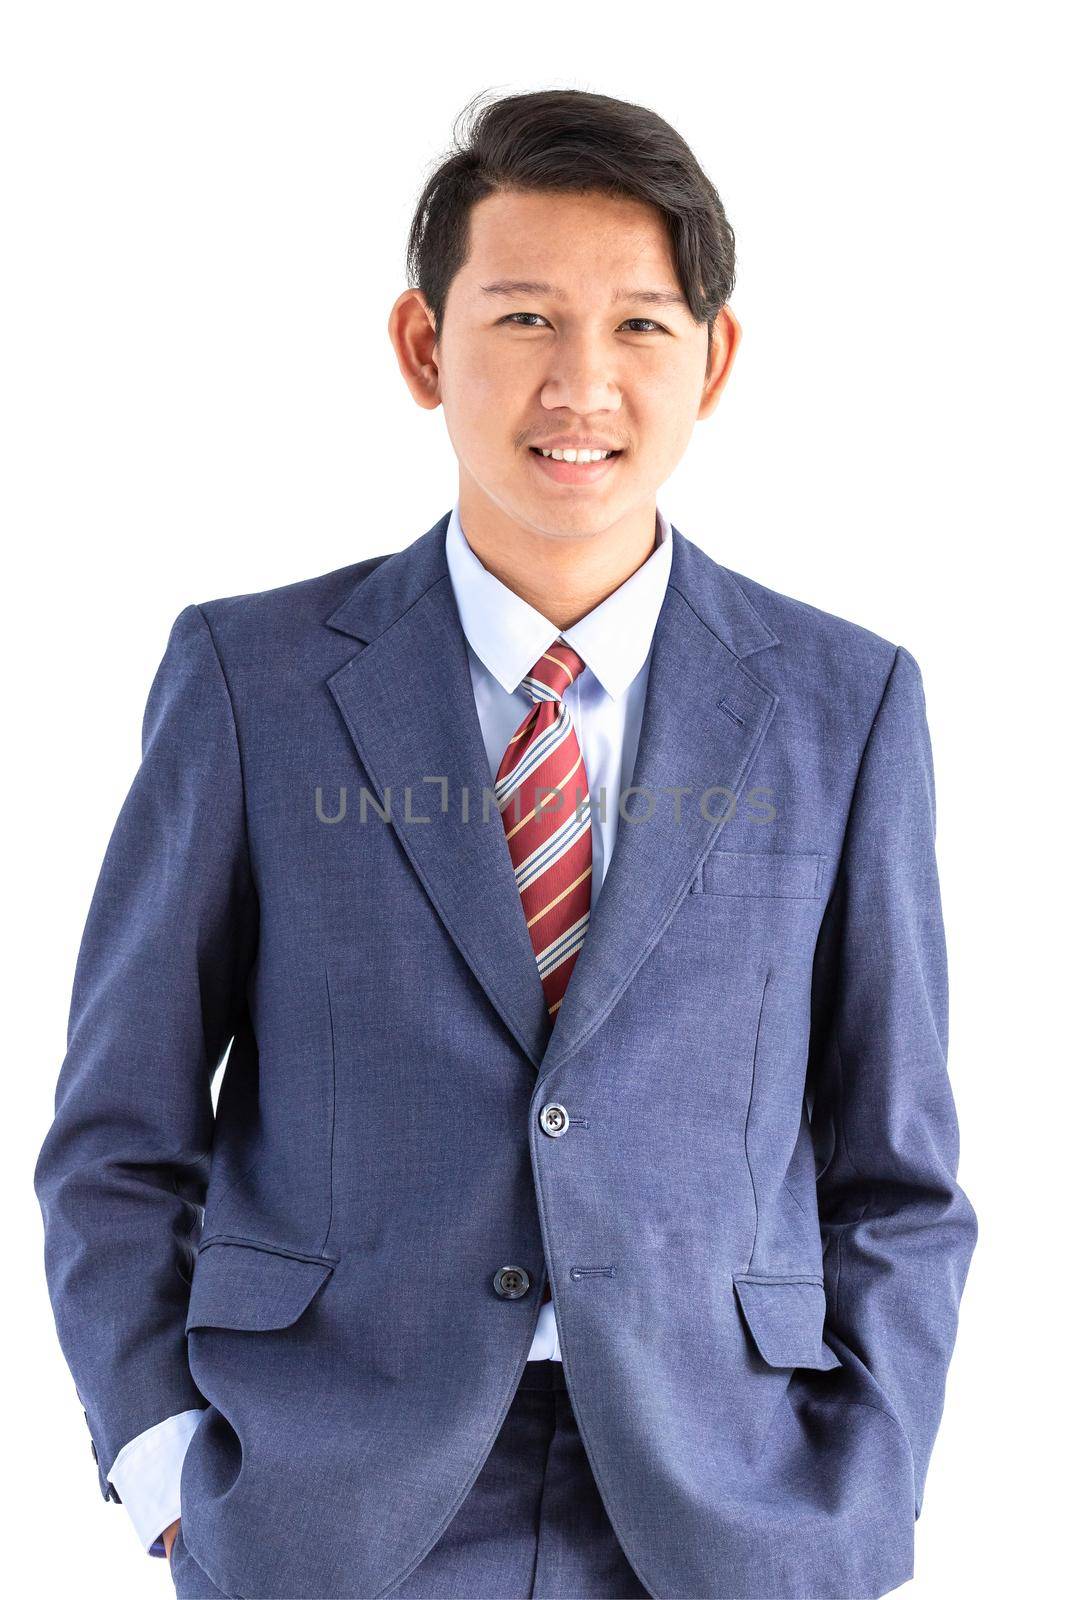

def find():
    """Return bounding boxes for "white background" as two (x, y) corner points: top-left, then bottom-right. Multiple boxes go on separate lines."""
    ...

(4, 2), (1078, 1595)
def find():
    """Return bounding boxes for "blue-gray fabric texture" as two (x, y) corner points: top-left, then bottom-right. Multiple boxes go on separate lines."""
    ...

(168, 1359), (650, 1598)
(33, 510), (978, 1599)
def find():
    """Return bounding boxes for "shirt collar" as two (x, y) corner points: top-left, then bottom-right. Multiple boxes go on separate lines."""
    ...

(444, 500), (673, 700)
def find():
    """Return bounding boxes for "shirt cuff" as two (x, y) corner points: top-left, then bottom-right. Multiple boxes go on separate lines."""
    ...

(108, 1408), (207, 1555)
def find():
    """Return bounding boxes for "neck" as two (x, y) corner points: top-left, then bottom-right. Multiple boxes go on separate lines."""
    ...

(456, 480), (659, 631)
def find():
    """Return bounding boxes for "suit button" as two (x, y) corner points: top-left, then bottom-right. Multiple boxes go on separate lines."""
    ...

(492, 1265), (531, 1299)
(539, 1102), (569, 1137)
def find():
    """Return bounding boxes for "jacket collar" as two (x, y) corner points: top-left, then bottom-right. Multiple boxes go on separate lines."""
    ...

(325, 508), (777, 662)
(324, 509), (779, 1076)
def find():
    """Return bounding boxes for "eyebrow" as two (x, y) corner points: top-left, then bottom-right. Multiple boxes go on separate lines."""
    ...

(478, 278), (688, 310)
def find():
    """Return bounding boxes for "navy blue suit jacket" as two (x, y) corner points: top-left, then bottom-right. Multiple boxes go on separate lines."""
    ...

(34, 512), (977, 1599)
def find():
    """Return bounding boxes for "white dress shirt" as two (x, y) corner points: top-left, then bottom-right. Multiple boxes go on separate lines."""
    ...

(109, 498), (674, 1552)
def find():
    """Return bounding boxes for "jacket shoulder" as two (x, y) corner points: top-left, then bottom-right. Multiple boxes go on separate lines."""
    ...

(190, 553), (394, 658)
(723, 563), (900, 673)
(714, 563), (919, 748)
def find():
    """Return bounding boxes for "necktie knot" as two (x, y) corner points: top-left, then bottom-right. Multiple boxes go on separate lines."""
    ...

(523, 637), (587, 706)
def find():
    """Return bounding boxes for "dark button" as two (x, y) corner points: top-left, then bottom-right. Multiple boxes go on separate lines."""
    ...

(539, 1102), (569, 1137)
(492, 1264), (531, 1299)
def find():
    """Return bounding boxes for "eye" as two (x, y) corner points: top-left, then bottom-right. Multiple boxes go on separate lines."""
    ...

(500, 313), (666, 334)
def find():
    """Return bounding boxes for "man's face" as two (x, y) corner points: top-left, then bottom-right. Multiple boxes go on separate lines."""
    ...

(428, 187), (737, 542)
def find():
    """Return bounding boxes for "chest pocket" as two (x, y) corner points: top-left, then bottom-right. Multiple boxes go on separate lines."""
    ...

(696, 849), (823, 897)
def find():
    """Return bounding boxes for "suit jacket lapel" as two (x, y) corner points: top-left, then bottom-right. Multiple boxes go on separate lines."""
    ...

(540, 536), (780, 1074)
(324, 511), (780, 1077)
(325, 512), (555, 1067)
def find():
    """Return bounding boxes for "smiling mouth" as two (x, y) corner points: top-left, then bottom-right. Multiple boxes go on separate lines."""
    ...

(529, 447), (622, 462)
(527, 447), (624, 486)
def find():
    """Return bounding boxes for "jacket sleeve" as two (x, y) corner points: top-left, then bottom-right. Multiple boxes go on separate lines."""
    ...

(808, 643), (978, 1518)
(33, 603), (259, 1503)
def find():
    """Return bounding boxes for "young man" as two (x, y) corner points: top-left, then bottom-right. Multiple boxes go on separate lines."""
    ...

(34, 88), (977, 1599)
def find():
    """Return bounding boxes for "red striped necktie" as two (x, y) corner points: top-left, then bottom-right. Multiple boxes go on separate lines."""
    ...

(495, 636), (594, 1026)
(495, 638), (593, 1309)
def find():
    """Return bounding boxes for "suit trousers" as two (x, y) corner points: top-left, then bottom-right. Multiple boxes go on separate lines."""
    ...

(169, 1359), (652, 1600)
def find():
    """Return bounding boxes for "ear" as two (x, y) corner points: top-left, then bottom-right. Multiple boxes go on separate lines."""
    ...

(388, 288), (442, 412)
(698, 304), (742, 420)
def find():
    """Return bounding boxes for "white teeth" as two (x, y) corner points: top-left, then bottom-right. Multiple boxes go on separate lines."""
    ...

(540, 448), (614, 462)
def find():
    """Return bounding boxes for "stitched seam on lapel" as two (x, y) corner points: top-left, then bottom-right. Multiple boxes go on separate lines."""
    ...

(324, 555), (453, 644)
(665, 560), (780, 659)
(664, 584), (779, 713)
(714, 569), (781, 653)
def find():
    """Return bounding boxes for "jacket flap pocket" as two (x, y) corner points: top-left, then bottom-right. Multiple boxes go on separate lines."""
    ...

(732, 1274), (842, 1370)
(702, 850), (822, 897)
(185, 1238), (335, 1332)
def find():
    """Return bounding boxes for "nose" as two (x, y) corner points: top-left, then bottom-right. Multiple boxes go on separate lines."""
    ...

(539, 329), (621, 416)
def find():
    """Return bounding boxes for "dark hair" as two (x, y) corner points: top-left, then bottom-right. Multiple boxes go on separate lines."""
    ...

(405, 88), (736, 359)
